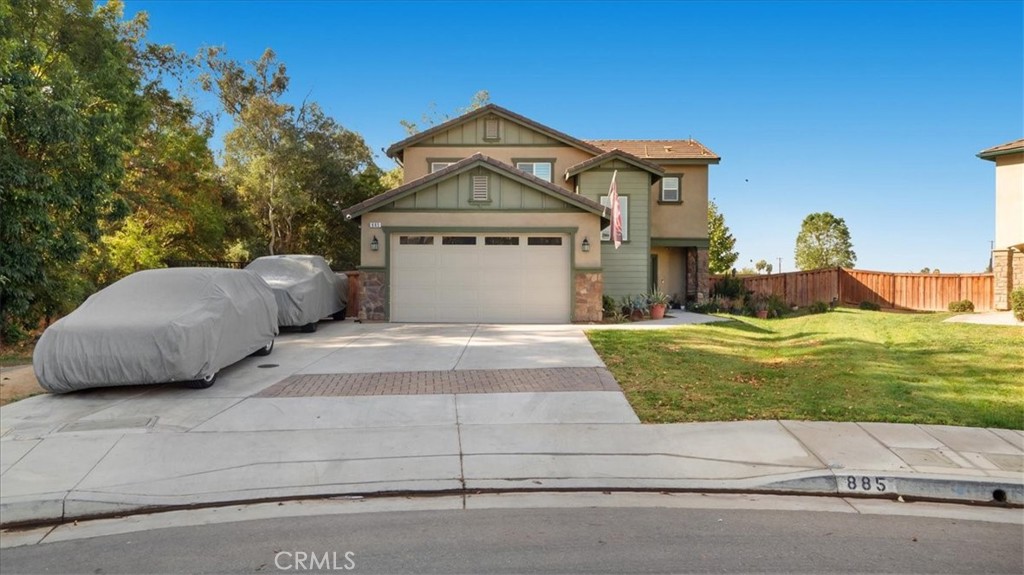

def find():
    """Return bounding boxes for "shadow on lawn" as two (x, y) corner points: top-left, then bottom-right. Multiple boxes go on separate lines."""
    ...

(611, 320), (1024, 429)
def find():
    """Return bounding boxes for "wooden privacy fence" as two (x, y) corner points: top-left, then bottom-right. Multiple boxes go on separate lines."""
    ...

(711, 268), (994, 312)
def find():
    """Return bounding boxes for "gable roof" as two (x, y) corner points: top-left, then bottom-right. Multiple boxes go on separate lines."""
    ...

(343, 153), (609, 223)
(587, 139), (720, 163)
(564, 149), (665, 180)
(385, 104), (607, 163)
(978, 138), (1024, 161)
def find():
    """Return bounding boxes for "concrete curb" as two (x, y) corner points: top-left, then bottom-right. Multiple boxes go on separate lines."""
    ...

(2, 472), (1019, 530)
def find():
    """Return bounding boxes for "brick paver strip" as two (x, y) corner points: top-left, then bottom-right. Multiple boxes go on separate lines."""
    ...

(256, 367), (622, 397)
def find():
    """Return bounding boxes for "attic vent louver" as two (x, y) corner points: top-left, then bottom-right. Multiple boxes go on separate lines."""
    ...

(472, 175), (489, 201)
(484, 118), (499, 141)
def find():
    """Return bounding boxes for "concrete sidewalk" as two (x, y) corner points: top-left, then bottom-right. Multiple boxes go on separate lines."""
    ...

(1, 319), (1021, 528)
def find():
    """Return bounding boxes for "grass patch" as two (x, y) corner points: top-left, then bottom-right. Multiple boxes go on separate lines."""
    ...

(587, 309), (1024, 429)
(0, 342), (34, 367)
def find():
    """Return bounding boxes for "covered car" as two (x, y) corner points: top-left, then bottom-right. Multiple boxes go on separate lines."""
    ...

(245, 255), (346, 332)
(34, 268), (278, 393)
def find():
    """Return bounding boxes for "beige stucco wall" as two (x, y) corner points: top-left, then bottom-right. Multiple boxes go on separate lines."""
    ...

(402, 145), (594, 191)
(357, 211), (602, 269)
(650, 165), (709, 239)
(994, 153), (1024, 251)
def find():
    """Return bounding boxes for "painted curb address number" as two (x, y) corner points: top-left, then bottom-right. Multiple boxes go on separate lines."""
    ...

(838, 476), (898, 494)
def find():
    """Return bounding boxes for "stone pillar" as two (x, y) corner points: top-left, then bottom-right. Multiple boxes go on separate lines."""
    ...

(686, 249), (697, 298)
(574, 271), (603, 322)
(696, 248), (710, 302)
(992, 250), (1011, 310)
(358, 270), (387, 321)
(1012, 250), (1024, 299)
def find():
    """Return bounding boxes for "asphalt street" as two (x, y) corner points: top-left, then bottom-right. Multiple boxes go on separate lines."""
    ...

(4, 506), (1022, 574)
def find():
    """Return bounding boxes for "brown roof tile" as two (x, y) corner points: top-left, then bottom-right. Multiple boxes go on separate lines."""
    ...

(343, 153), (608, 222)
(385, 104), (607, 161)
(586, 139), (720, 161)
(978, 138), (1024, 160)
(564, 149), (665, 179)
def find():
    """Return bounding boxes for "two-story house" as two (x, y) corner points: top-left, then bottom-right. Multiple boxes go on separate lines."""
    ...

(343, 104), (720, 323)
(979, 138), (1024, 310)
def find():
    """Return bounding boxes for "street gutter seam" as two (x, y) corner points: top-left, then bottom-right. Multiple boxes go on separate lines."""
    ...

(4, 485), (1019, 531)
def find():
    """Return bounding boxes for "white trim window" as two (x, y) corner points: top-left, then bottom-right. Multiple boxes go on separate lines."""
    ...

(430, 162), (455, 173)
(599, 195), (628, 242)
(661, 176), (681, 202)
(516, 161), (553, 182)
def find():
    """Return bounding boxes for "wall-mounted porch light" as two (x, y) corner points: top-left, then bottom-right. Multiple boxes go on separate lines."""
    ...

(370, 236), (379, 251)
(581, 237), (591, 252)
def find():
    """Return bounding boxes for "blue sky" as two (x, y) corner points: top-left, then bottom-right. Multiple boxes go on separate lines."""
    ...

(125, 0), (1023, 273)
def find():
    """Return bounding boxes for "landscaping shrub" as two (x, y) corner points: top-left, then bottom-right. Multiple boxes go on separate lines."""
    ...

(713, 275), (747, 299)
(947, 299), (975, 313)
(808, 301), (829, 314)
(859, 300), (881, 311)
(602, 295), (617, 315)
(766, 294), (788, 318)
(1011, 288), (1024, 322)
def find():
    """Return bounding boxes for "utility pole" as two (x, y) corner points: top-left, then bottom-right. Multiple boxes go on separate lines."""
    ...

(778, 257), (782, 273)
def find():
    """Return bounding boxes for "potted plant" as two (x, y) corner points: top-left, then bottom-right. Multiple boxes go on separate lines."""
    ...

(629, 295), (648, 321)
(752, 293), (769, 319)
(648, 289), (670, 320)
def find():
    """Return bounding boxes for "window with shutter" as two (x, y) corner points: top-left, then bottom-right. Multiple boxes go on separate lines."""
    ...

(515, 161), (553, 183)
(661, 176), (681, 202)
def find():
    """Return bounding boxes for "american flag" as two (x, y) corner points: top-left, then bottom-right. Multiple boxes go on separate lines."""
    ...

(609, 170), (622, 249)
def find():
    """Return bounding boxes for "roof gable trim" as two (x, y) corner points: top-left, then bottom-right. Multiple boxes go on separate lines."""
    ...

(343, 153), (609, 221)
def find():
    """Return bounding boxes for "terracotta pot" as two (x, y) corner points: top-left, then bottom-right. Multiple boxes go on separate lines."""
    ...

(650, 303), (667, 320)
(630, 309), (645, 321)
(755, 309), (769, 319)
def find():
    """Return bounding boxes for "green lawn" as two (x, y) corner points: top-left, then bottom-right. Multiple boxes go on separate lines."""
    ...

(587, 309), (1024, 429)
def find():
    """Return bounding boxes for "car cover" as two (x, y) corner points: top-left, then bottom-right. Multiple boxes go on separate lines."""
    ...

(33, 268), (278, 393)
(245, 255), (345, 327)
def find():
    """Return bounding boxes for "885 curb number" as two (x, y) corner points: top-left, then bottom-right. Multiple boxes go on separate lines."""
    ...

(838, 476), (897, 494)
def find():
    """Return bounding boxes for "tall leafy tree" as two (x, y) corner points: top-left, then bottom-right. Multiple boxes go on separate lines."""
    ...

(1, 0), (146, 339)
(203, 48), (381, 264)
(291, 103), (382, 269)
(707, 200), (738, 274)
(794, 212), (857, 270)
(204, 47), (305, 255)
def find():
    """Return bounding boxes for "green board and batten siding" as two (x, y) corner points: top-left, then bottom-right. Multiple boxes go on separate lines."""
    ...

(578, 164), (651, 298)
(424, 116), (559, 146)
(387, 170), (571, 211)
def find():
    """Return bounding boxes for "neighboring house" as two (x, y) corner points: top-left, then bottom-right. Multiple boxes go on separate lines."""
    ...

(343, 104), (720, 323)
(979, 138), (1024, 310)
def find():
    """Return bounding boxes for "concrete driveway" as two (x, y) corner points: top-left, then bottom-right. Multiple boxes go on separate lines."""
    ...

(0, 320), (633, 442)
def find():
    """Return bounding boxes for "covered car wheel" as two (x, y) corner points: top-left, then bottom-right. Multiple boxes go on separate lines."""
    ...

(301, 322), (317, 333)
(185, 372), (217, 389)
(332, 308), (346, 321)
(252, 339), (274, 356)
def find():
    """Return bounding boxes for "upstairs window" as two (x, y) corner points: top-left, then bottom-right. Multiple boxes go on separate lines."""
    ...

(661, 176), (681, 202)
(430, 161), (455, 173)
(599, 195), (629, 242)
(516, 161), (553, 183)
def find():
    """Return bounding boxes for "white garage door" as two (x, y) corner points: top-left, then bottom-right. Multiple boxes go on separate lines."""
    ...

(391, 233), (571, 323)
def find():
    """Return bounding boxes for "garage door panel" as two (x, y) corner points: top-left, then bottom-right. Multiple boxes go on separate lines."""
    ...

(391, 232), (570, 323)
